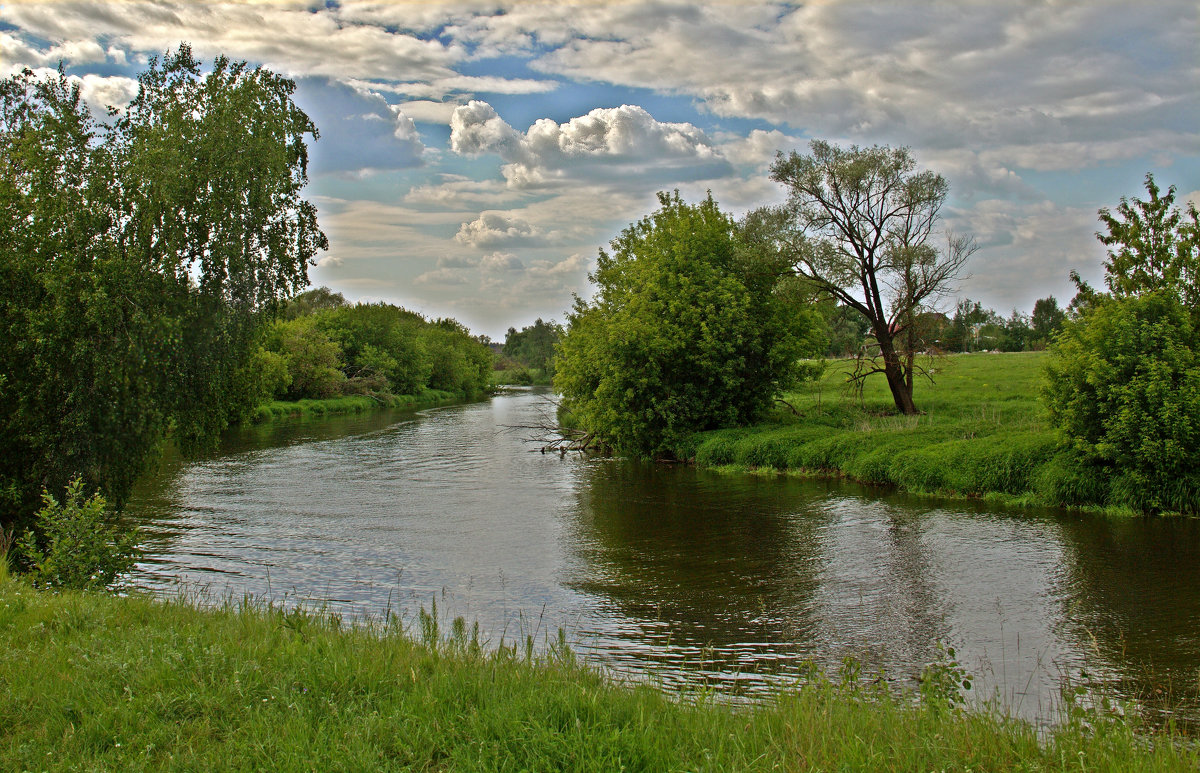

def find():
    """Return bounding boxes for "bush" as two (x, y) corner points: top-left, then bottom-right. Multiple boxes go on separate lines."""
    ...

(13, 477), (140, 590)
(555, 192), (811, 457)
(1043, 292), (1200, 513)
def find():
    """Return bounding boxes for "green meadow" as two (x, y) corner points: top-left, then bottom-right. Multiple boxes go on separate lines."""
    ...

(680, 351), (1119, 512)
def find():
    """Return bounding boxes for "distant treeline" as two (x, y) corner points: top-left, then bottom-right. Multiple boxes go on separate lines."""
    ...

(494, 318), (563, 384)
(256, 287), (493, 402)
(816, 295), (1067, 358)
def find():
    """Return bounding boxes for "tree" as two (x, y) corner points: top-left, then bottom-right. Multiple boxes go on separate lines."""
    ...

(1098, 173), (1199, 307)
(283, 286), (347, 319)
(1030, 296), (1066, 346)
(554, 192), (811, 458)
(763, 141), (975, 414)
(0, 48), (325, 526)
(999, 310), (1032, 352)
(1043, 291), (1200, 513)
(943, 298), (993, 352)
(1043, 175), (1200, 513)
(502, 318), (564, 375)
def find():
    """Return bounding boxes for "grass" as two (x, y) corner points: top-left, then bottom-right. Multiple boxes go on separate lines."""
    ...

(677, 352), (1136, 513)
(1, 578), (1196, 772)
(250, 389), (461, 424)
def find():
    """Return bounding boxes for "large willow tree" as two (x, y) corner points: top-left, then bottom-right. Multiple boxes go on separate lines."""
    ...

(763, 141), (974, 414)
(0, 47), (326, 525)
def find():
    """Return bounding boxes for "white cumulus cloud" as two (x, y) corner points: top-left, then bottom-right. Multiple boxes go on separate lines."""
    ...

(455, 212), (547, 247)
(449, 100), (732, 188)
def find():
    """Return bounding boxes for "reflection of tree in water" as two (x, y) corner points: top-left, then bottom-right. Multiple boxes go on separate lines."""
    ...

(564, 460), (955, 687)
(806, 493), (954, 676)
(1055, 516), (1200, 726)
(566, 460), (833, 658)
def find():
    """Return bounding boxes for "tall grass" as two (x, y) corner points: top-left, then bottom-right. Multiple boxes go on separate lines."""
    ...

(0, 578), (1195, 771)
(680, 352), (1148, 513)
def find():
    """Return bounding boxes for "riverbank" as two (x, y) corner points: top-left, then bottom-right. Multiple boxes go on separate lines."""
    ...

(1, 575), (1194, 772)
(249, 388), (463, 423)
(677, 352), (1134, 514)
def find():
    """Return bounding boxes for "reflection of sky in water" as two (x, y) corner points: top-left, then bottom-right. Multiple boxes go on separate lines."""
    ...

(127, 393), (1200, 726)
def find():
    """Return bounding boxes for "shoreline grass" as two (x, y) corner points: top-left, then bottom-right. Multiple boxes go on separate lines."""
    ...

(1, 578), (1196, 771)
(675, 352), (1158, 515)
(249, 388), (463, 424)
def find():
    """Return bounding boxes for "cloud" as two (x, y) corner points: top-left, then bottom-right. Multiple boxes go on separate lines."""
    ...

(449, 100), (732, 188)
(946, 199), (1107, 313)
(455, 212), (548, 247)
(293, 78), (425, 175)
(480, 251), (524, 272)
(76, 74), (140, 112)
(404, 177), (524, 208)
(449, 100), (523, 156)
(442, 1), (1199, 183)
(395, 99), (464, 125)
(1, 1), (465, 86)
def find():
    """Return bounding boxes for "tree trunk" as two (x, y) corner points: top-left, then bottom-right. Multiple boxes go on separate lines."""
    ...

(877, 335), (918, 415)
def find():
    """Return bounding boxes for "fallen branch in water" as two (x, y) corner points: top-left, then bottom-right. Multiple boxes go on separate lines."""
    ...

(502, 396), (601, 456)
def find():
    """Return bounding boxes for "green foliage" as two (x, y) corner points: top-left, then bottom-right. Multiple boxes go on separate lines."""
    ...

(1042, 175), (1200, 514)
(555, 192), (811, 457)
(1098, 173), (1199, 307)
(260, 300), (492, 403)
(282, 286), (347, 319)
(271, 317), (347, 399)
(1043, 292), (1200, 513)
(502, 318), (564, 375)
(0, 49), (325, 526)
(1031, 295), (1066, 344)
(316, 303), (430, 395)
(765, 141), (975, 414)
(12, 478), (139, 591)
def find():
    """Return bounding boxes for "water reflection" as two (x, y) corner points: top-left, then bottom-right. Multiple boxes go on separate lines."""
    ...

(126, 391), (1200, 725)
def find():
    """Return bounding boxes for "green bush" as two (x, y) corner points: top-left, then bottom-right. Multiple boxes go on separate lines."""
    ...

(13, 478), (139, 591)
(555, 192), (811, 457)
(1043, 291), (1200, 513)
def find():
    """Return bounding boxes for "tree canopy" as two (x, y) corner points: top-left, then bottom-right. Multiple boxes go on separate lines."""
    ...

(554, 192), (814, 458)
(1098, 173), (1199, 308)
(502, 319), (563, 376)
(0, 48), (325, 525)
(1043, 175), (1200, 514)
(761, 141), (974, 414)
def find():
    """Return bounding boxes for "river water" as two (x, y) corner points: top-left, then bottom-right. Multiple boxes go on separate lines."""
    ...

(127, 390), (1200, 726)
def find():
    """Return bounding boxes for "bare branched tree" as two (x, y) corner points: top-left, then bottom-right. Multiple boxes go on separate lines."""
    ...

(757, 141), (976, 414)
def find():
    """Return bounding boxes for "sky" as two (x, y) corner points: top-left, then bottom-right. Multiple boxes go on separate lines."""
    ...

(2, 1), (1197, 339)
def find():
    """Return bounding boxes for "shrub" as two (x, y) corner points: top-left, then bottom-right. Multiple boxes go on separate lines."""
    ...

(555, 192), (811, 458)
(1043, 292), (1200, 513)
(13, 477), (140, 590)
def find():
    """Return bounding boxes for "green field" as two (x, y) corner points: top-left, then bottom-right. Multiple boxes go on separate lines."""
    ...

(678, 351), (1122, 512)
(1, 571), (1195, 772)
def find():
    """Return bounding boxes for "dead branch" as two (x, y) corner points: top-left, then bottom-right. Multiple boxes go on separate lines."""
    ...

(502, 395), (602, 456)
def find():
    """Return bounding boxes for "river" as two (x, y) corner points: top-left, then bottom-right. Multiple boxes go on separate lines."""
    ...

(127, 390), (1200, 726)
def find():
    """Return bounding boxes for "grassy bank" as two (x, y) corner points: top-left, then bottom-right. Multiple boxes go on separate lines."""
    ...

(249, 388), (462, 423)
(1, 576), (1195, 772)
(678, 352), (1126, 512)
